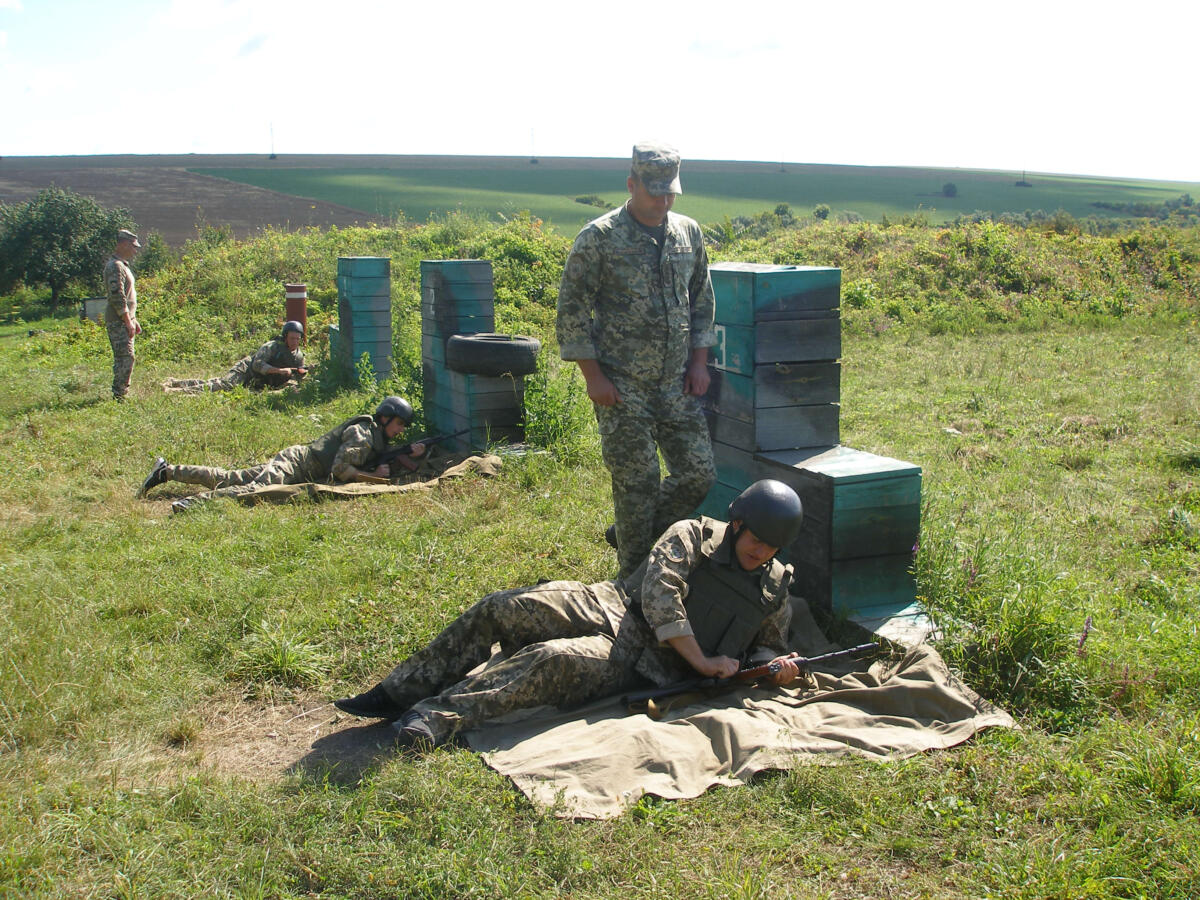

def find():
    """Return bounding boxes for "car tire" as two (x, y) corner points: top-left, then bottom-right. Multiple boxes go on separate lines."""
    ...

(444, 333), (541, 377)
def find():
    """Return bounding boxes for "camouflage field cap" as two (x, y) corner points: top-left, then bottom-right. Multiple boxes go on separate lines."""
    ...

(631, 141), (683, 196)
(116, 228), (142, 247)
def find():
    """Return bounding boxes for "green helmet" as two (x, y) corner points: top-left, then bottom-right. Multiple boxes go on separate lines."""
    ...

(375, 395), (414, 426)
(727, 479), (804, 549)
(281, 320), (304, 338)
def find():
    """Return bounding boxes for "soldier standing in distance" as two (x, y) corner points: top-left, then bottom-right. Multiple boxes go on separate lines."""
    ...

(103, 228), (141, 401)
(556, 142), (717, 577)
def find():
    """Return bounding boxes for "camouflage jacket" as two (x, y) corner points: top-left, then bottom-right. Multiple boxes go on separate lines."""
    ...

(247, 339), (306, 390)
(619, 517), (793, 679)
(102, 255), (137, 320)
(556, 204), (716, 385)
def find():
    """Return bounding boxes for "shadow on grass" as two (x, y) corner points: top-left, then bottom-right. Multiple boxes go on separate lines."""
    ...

(289, 720), (402, 785)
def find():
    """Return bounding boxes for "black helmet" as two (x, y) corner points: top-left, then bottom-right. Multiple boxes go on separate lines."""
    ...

(375, 395), (414, 426)
(727, 479), (804, 549)
(281, 320), (304, 337)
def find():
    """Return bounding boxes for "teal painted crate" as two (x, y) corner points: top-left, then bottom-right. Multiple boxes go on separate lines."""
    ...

(421, 290), (495, 319)
(337, 275), (391, 299)
(715, 315), (840, 368)
(706, 365), (840, 419)
(710, 263), (840, 325)
(793, 553), (917, 614)
(705, 406), (840, 452)
(337, 257), (390, 278)
(421, 281), (495, 302)
(421, 313), (495, 338)
(420, 259), (493, 283)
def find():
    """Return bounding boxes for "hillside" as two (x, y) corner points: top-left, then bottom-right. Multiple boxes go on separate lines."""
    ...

(3, 153), (1198, 246)
(1, 216), (1198, 897)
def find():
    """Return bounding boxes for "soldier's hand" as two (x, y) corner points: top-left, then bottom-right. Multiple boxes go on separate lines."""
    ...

(683, 359), (710, 397)
(767, 655), (800, 686)
(585, 373), (621, 407)
(373, 463), (391, 478)
(410, 442), (427, 459)
(695, 654), (740, 679)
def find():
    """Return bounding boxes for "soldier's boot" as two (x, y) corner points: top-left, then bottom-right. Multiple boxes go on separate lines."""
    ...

(392, 710), (443, 752)
(604, 524), (618, 550)
(334, 684), (406, 719)
(137, 457), (170, 498)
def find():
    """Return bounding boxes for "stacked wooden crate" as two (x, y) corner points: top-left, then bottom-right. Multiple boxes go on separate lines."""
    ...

(420, 259), (524, 450)
(330, 257), (392, 382)
(697, 262), (922, 615)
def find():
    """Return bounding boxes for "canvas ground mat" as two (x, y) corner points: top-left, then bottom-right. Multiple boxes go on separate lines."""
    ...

(463, 600), (1014, 820)
(227, 452), (502, 506)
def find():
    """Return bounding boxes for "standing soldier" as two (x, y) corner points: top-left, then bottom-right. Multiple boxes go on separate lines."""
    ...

(163, 320), (308, 393)
(556, 142), (717, 577)
(103, 229), (141, 401)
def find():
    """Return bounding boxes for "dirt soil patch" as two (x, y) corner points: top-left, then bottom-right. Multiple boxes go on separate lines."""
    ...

(187, 693), (403, 785)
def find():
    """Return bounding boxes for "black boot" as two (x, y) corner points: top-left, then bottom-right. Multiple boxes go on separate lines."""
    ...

(392, 710), (441, 751)
(137, 457), (169, 498)
(334, 684), (405, 719)
(604, 524), (618, 549)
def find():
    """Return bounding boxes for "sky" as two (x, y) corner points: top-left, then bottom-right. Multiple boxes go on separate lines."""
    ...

(1, 0), (1197, 184)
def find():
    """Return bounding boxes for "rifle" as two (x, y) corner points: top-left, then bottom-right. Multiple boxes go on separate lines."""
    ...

(376, 428), (470, 473)
(622, 642), (879, 713)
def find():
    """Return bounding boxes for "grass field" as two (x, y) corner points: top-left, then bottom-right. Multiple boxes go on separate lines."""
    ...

(190, 158), (1200, 232)
(1, 215), (1198, 898)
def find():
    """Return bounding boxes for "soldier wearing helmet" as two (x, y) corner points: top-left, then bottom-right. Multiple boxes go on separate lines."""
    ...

(333, 479), (805, 751)
(137, 394), (422, 511)
(163, 321), (308, 393)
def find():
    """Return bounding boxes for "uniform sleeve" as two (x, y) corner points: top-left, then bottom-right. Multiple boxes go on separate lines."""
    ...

(104, 261), (131, 315)
(637, 520), (707, 643)
(687, 223), (717, 350)
(249, 342), (276, 376)
(555, 228), (603, 361)
(330, 423), (377, 481)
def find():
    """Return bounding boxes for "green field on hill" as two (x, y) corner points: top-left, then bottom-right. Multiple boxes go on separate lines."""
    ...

(2, 212), (1198, 896)
(192, 160), (1200, 231)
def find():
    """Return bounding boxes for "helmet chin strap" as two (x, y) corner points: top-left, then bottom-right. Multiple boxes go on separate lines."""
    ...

(727, 523), (751, 570)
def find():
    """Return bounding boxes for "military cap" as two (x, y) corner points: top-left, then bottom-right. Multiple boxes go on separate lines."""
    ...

(631, 141), (683, 196)
(116, 229), (142, 248)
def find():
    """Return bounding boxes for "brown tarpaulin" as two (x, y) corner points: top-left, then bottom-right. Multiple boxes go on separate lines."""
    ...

(464, 600), (1013, 819)
(222, 453), (503, 505)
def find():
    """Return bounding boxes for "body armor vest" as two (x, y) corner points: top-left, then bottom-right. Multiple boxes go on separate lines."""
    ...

(685, 527), (787, 660)
(306, 414), (379, 478)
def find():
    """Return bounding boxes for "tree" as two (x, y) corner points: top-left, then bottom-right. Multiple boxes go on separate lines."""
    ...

(942, 182), (959, 198)
(0, 188), (133, 307)
(813, 203), (831, 221)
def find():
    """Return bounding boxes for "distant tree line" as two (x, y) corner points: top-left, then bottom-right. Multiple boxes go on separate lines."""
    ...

(0, 187), (171, 310)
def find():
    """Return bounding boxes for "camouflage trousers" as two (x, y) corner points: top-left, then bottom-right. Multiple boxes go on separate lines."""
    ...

(165, 444), (323, 502)
(163, 357), (251, 393)
(380, 581), (655, 741)
(594, 378), (716, 577)
(105, 318), (135, 399)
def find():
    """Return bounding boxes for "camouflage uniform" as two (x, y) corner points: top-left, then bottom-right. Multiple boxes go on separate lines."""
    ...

(379, 517), (793, 742)
(557, 201), (718, 577)
(103, 254), (137, 399)
(164, 339), (306, 393)
(159, 414), (386, 503)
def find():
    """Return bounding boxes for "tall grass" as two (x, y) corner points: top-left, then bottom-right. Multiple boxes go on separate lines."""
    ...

(0, 217), (1197, 897)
